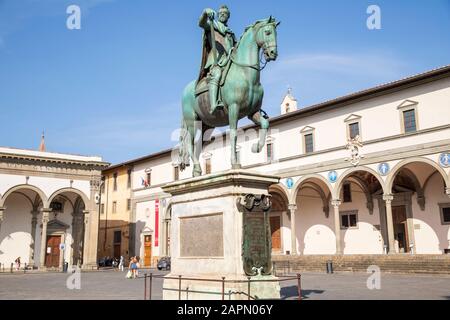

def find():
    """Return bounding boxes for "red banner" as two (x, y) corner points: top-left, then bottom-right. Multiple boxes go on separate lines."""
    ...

(155, 199), (159, 247)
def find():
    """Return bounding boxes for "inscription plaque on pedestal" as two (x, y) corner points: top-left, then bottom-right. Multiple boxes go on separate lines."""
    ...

(240, 194), (273, 276)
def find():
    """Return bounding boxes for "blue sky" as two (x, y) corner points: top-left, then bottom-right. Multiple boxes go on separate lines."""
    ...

(0, 0), (449, 164)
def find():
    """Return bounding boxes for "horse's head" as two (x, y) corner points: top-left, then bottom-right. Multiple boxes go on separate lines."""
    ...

(254, 16), (280, 61)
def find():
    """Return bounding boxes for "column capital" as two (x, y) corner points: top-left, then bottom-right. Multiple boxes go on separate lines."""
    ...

(383, 194), (394, 203)
(331, 199), (341, 208)
(446, 188), (450, 198)
(0, 206), (6, 211)
(0, 210), (4, 223)
(288, 204), (297, 211)
(40, 207), (53, 213)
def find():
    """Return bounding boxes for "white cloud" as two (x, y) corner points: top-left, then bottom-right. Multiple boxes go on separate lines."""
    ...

(265, 51), (408, 83)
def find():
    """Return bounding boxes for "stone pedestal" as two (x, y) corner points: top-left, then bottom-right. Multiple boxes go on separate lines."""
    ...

(162, 169), (281, 300)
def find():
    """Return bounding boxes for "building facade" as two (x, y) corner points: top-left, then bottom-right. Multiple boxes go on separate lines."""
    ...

(0, 147), (108, 269)
(98, 165), (133, 262)
(103, 66), (450, 264)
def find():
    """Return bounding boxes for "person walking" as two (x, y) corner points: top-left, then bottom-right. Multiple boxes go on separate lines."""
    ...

(119, 255), (124, 272)
(14, 257), (21, 271)
(130, 256), (138, 279)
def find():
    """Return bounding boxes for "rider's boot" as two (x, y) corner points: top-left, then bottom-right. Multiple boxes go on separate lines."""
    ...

(208, 68), (224, 114)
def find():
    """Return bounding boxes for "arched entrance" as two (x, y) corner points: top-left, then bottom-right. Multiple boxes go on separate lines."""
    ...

(269, 186), (288, 254)
(0, 185), (45, 268)
(386, 159), (450, 254)
(335, 168), (385, 254)
(291, 175), (333, 255)
(45, 188), (88, 268)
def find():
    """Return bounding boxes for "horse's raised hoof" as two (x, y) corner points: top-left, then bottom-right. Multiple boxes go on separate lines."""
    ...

(193, 164), (202, 177)
(231, 163), (242, 170)
(251, 143), (261, 153)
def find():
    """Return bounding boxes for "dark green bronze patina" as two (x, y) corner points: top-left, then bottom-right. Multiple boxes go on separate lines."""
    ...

(178, 6), (280, 177)
(239, 194), (273, 276)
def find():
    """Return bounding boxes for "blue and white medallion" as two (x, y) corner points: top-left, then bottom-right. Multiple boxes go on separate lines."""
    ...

(285, 177), (294, 189)
(328, 170), (338, 183)
(439, 153), (450, 168)
(378, 162), (390, 176)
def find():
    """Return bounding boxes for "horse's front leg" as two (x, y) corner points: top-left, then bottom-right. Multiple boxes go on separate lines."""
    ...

(249, 110), (269, 153)
(187, 121), (202, 176)
(228, 103), (240, 169)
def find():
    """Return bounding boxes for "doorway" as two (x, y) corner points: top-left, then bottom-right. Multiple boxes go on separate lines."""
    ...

(45, 235), (61, 268)
(392, 206), (409, 253)
(270, 216), (281, 253)
(144, 235), (152, 266)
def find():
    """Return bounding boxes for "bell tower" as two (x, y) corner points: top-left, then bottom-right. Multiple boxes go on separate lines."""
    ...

(280, 87), (298, 115)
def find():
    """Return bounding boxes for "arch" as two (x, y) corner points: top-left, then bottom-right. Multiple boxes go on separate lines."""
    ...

(0, 184), (48, 208)
(386, 157), (450, 193)
(423, 171), (440, 194)
(344, 175), (375, 215)
(47, 188), (89, 209)
(298, 181), (330, 218)
(269, 183), (290, 205)
(333, 166), (386, 200)
(290, 174), (333, 204)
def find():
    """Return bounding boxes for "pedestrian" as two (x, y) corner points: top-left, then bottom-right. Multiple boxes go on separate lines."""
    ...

(135, 256), (140, 277)
(14, 257), (21, 271)
(130, 256), (138, 279)
(119, 255), (124, 272)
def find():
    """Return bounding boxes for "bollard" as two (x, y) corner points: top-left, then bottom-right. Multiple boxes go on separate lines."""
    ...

(221, 277), (225, 301)
(149, 273), (153, 300)
(326, 260), (333, 274)
(10, 263), (13, 273)
(247, 276), (251, 300)
(144, 274), (148, 300)
(178, 275), (182, 300)
(297, 273), (302, 301)
(24, 263), (27, 274)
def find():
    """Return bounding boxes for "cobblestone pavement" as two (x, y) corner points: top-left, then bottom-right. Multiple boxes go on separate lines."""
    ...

(0, 269), (449, 300)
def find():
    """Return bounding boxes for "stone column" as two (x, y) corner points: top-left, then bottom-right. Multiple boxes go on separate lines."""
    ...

(82, 210), (90, 267)
(82, 177), (101, 269)
(331, 200), (342, 254)
(0, 207), (5, 235)
(29, 210), (39, 267)
(288, 204), (297, 255)
(383, 194), (396, 254)
(39, 209), (51, 269)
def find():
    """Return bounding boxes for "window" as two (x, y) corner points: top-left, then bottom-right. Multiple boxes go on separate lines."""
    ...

(403, 109), (417, 133)
(112, 201), (117, 214)
(341, 211), (358, 229)
(146, 172), (151, 186)
(114, 231), (121, 244)
(349, 122), (360, 139)
(205, 158), (211, 174)
(300, 126), (315, 154)
(127, 199), (131, 211)
(267, 143), (273, 161)
(343, 183), (352, 203)
(127, 169), (131, 189)
(101, 203), (105, 214)
(174, 166), (179, 181)
(113, 173), (118, 191)
(439, 203), (450, 225)
(304, 134), (314, 153)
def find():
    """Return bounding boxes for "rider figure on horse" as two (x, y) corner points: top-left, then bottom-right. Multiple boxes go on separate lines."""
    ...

(198, 5), (236, 114)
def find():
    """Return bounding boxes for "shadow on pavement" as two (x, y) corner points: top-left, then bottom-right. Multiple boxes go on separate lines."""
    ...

(280, 285), (325, 300)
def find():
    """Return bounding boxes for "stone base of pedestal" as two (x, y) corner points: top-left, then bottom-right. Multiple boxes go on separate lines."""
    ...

(163, 274), (280, 300)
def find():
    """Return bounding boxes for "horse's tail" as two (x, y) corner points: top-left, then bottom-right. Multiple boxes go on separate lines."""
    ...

(178, 119), (190, 171)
